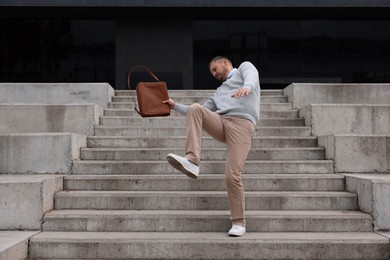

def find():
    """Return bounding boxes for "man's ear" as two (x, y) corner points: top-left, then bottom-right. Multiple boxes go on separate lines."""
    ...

(222, 59), (230, 68)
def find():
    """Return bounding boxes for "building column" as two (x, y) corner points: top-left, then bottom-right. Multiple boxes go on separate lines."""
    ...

(115, 18), (193, 90)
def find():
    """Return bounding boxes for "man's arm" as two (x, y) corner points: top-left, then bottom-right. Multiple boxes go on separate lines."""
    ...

(232, 61), (259, 99)
(163, 95), (217, 114)
(231, 88), (251, 99)
(162, 99), (188, 115)
(202, 97), (217, 111)
(241, 61), (259, 91)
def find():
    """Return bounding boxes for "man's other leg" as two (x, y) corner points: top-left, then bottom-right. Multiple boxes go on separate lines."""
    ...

(224, 117), (255, 227)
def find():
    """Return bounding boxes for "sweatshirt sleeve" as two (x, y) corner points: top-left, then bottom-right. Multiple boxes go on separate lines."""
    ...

(173, 103), (188, 115)
(239, 62), (259, 91)
(202, 97), (217, 112)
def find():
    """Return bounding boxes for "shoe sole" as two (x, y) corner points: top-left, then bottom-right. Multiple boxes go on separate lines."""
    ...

(167, 155), (198, 179)
(228, 232), (246, 237)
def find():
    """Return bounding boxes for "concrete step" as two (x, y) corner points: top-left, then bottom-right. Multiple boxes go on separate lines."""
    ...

(71, 160), (334, 175)
(115, 89), (284, 96)
(110, 102), (293, 110)
(103, 109), (299, 118)
(99, 116), (305, 127)
(111, 95), (288, 103)
(54, 191), (356, 210)
(28, 231), (390, 260)
(0, 231), (39, 260)
(94, 126), (312, 137)
(87, 136), (318, 148)
(80, 147), (325, 161)
(42, 210), (372, 232)
(63, 174), (345, 191)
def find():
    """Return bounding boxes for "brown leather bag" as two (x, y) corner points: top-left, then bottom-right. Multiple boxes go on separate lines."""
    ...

(127, 65), (170, 117)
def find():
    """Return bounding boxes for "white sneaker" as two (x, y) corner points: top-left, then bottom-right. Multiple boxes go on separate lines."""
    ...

(167, 153), (199, 179)
(228, 225), (246, 237)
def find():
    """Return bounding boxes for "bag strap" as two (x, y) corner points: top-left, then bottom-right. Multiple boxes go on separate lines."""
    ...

(127, 65), (160, 90)
(127, 65), (160, 116)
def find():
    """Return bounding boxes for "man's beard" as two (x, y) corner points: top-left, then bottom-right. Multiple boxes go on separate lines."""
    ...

(217, 68), (228, 82)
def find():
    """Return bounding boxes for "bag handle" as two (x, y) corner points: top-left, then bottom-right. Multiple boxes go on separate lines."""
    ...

(127, 65), (160, 90)
(127, 65), (161, 116)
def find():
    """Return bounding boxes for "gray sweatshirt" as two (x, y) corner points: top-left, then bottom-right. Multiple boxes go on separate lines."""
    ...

(174, 61), (261, 125)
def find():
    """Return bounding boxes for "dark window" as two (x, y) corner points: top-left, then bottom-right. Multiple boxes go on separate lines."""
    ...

(0, 20), (115, 86)
(193, 20), (390, 89)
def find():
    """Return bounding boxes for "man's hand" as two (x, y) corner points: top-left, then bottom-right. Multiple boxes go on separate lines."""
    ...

(231, 87), (251, 99)
(162, 98), (176, 109)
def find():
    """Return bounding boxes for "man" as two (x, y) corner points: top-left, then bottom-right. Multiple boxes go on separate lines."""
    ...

(162, 56), (260, 236)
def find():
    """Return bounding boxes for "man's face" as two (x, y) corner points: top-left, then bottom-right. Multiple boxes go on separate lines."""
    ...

(209, 60), (229, 82)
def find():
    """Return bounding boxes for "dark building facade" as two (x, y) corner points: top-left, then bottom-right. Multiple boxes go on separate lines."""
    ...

(1, 1), (390, 89)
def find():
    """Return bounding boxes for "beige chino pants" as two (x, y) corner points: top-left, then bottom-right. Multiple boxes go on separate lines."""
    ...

(184, 103), (255, 226)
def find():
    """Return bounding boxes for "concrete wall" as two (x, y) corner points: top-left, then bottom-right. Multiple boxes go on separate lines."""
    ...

(284, 83), (390, 109)
(0, 104), (102, 136)
(300, 104), (390, 136)
(343, 174), (390, 230)
(0, 133), (86, 174)
(0, 175), (63, 229)
(0, 83), (114, 108)
(290, 84), (390, 232)
(115, 19), (193, 90)
(318, 135), (390, 173)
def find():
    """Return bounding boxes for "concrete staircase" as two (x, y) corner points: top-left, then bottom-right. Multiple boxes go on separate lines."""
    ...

(28, 89), (389, 259)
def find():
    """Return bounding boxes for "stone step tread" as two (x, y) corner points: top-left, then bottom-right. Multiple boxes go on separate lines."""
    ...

(104, 110), (299, 117)
(88, 136), (317, 140)
(56, 190), (355, 197)
(99, 117), (305, 127)
(99, 117), (304, 122)
(94, 125), (310, 129)
(42, 209), (372, 232)
(86, 136), (319, 148)
(116, 89), (282, 91)
(112, 94), (287, 97)
(99, 117), (305, 126)
(63, 174), (345, 191)
(80, 149), (325, 160)
(103, 109), (299, 120)
(80, 147), (325, 151)
(55, 190), (355, 203)
(110, 102), (293, 109)
(100, 116), (302, 120)
(44, 209), (370, 219)
(109, 101), (293, 106)
(112, 95), (287, 99)
(122, 89), (282, 92)
(73, 159), (332, 163)
(115, 89), (283, 95)
(93, 127), (312, 137)
(111, 98), (288, 105)
(72, 160), (334, 169)
(43, 210), (372, 232)
(104, 108), (298, 112)
(28, 232), (389, 260)
(29, 230), (387, 243)
(71, 160), (334, 175)
(110, 101), (290, 104)
(110, 101), (292, 104)
(64, 173), (343, 180)
(54, 190), (354, 210)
